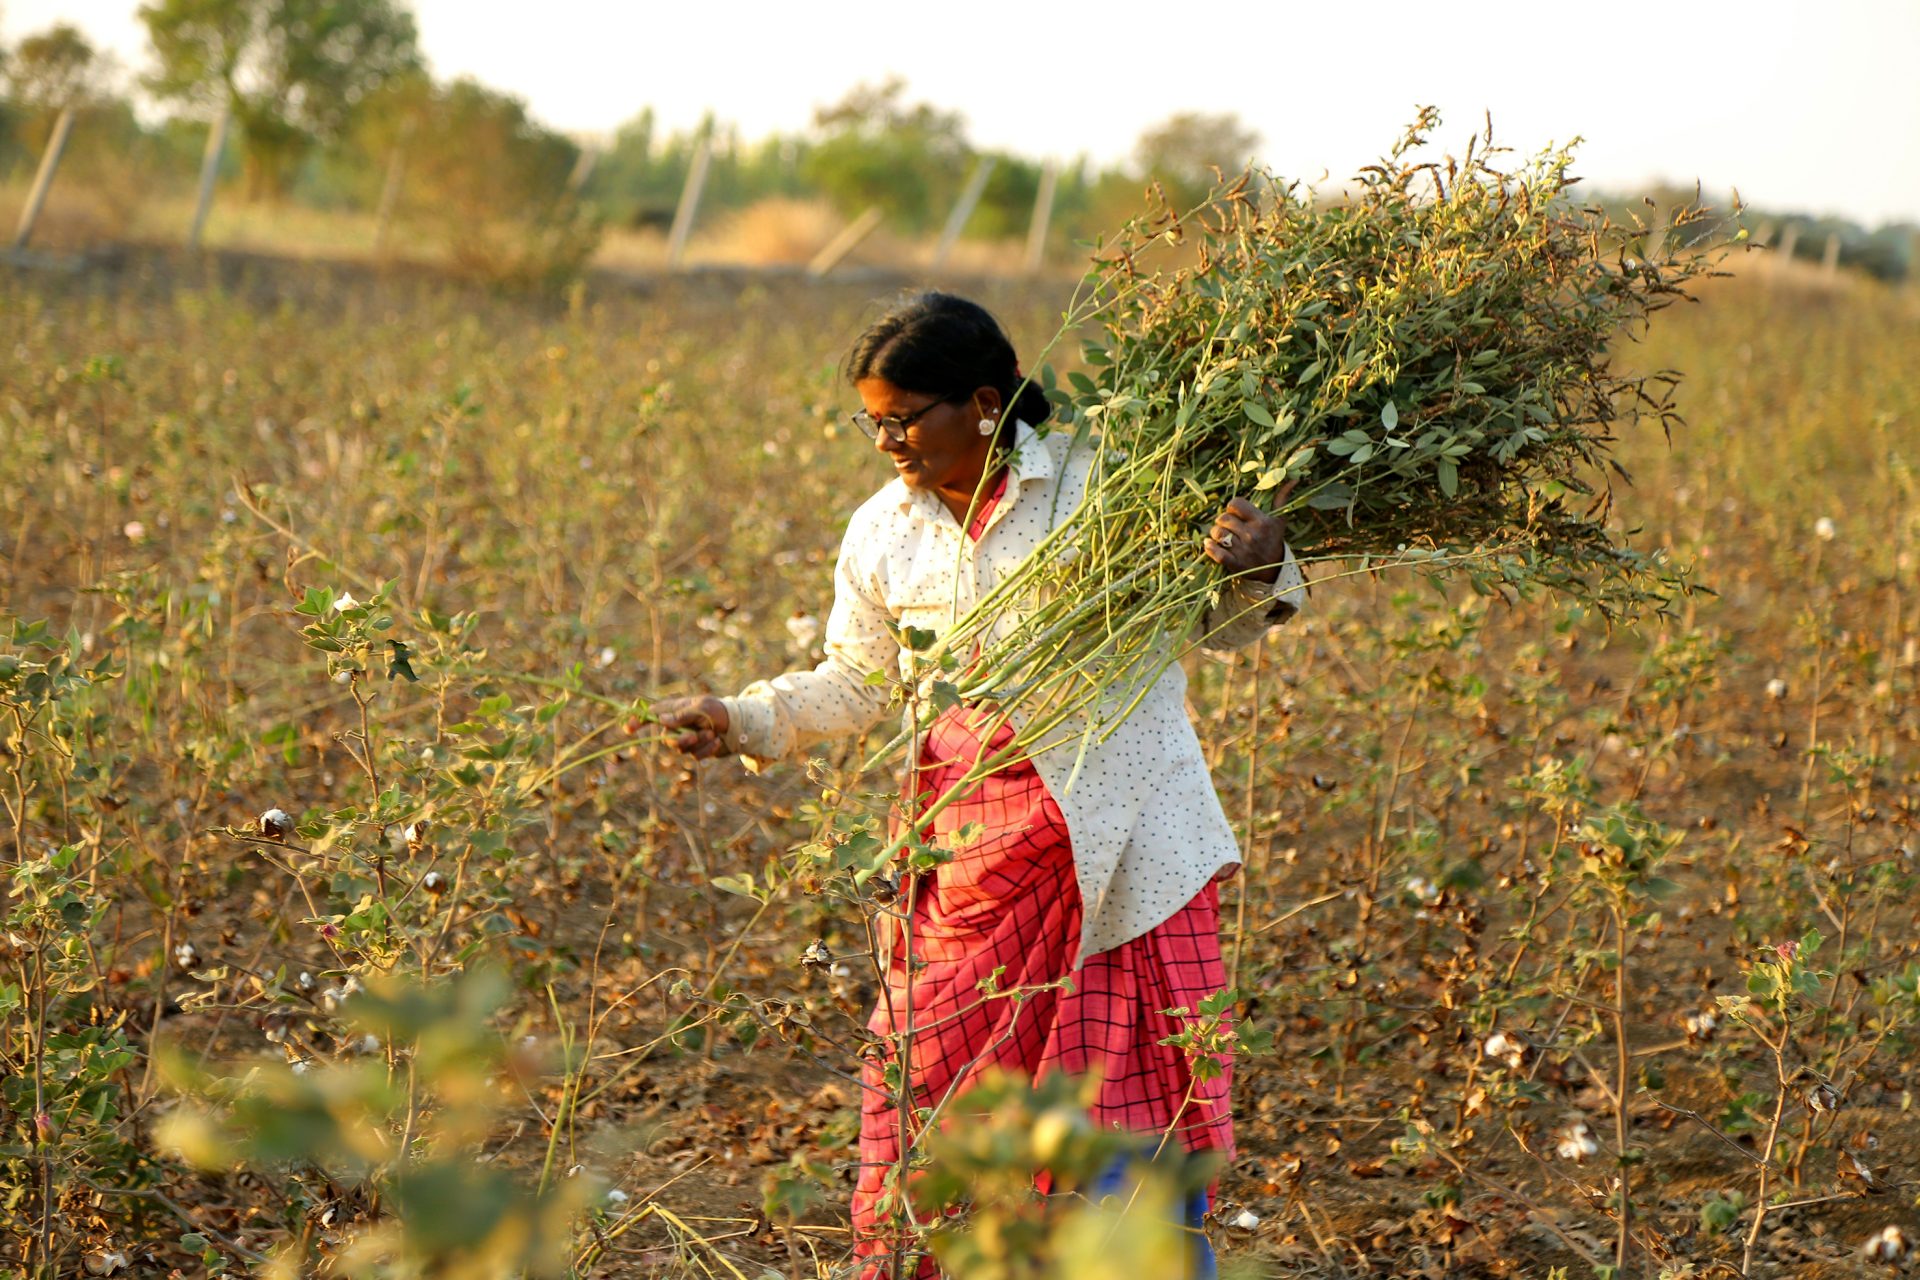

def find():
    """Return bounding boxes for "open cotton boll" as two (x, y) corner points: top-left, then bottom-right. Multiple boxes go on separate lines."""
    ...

(1864, 1225), (1910, 1263)
(1482, 1032), (1526, 1070)
(1556, 1121), (1600, 1162)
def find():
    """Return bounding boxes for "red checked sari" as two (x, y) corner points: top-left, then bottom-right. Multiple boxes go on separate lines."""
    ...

(850, 472), (1234, 1279)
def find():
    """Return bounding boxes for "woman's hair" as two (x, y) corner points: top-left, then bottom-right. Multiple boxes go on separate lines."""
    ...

(842, 292), (1051, 436)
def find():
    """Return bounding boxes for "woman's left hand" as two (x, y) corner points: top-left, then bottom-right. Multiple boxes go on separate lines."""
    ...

(1204, 494), (1290, 584)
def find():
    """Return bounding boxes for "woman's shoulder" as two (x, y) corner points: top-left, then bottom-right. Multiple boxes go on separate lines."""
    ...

(838, 476), (924, 554)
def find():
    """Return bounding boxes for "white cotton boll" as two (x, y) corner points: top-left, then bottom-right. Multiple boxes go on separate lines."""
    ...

(606, 1188), (629, 1206)
(1404, 876), (1440, 904)
(259, 808), (293, 839)
(1765, 678), (1788, 700)
(297, 971), (315, 992)
(1683, 1009), (1717, 1043)
(172, 942), (199, 971)
(332, 592), (360, 612)
(595, 646), (616, 669)
(1814, 516), (1837, 542)
(290, 1059), (311, 1075)
(1483, 1032), (1526, 1070)
(1864, 1225), (1910, 1263)
(83, 1248), (129, 1275)
(333, 669), (353, 685)
(1228, 1208), (1261, 1230)
(355, 1034), (381, 1056)
(319, 986), (344, 1013)
(1556, 1121), (1600, 1162)
(122, 521), (147, 542)
(785, 612), (822, 652)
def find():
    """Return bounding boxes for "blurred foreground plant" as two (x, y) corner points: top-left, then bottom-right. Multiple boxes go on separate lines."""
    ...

(159, 966), (594, 1278)
(913, 1070), (1204, 1280)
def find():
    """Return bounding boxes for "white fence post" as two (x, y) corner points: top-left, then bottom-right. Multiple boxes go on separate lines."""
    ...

(807, 205), (884, 279)
(932, 157), (995, 270)
(566, 145), (600, 195)
(664, 135), (711, 270)
(372, 153), (406, 255)
(11, 106), (76, 252)
(188, 103), (231, 250)
(1023, 161), (1057, 277)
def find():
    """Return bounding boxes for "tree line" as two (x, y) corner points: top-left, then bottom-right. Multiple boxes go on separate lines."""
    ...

(2, 1), (1912, 284)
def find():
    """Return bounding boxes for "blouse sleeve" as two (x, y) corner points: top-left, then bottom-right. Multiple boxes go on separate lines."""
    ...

(718, 531), (899, 762)
(1198, 543), (1306, 653)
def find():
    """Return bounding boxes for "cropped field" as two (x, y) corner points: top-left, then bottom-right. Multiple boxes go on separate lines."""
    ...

(2, 250), (1917, 1278)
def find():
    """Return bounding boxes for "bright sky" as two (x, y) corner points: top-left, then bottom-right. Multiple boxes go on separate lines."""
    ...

(8, 0), (1918, 226)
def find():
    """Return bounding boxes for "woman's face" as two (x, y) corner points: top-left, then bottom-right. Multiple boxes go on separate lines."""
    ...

(855, 376), (1002, 495)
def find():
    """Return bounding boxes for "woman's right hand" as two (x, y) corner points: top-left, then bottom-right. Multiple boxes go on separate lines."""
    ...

(653, 696), (732, 759)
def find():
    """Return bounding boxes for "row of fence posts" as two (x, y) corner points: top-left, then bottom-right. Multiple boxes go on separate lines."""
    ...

(1635, 200), (1858, 280)
(9, 107), (1067, 278)
(1745, 219), (1850, 277)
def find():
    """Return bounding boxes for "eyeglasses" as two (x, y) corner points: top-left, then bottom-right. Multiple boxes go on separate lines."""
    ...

(848, 397), (954, 444)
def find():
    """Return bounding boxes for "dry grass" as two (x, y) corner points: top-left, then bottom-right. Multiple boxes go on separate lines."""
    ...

(0, 176), (144, 250)
(6, 179), (1067, 281)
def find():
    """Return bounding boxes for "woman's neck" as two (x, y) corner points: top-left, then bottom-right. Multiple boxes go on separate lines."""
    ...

(931, 463), (1007, 527)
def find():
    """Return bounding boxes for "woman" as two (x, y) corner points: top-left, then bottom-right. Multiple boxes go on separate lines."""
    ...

(656, 293), (1303, 1277)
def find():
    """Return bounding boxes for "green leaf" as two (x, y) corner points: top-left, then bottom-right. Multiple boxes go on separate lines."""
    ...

(1381, 400), (1398, 431)
(1244, 402), (1276, 428)
(710, 873), (766, 902)
(387, 639), (419, 683)
(1437, 458), (1459, 498)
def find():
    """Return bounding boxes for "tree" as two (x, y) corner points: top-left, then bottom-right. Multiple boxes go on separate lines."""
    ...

(356, 75), (598, 289)
(4, 22), (104, 112)
(139, 0), (420, 199)
(1133, 111), (1261, 204)
(804, 78), (971, 232)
